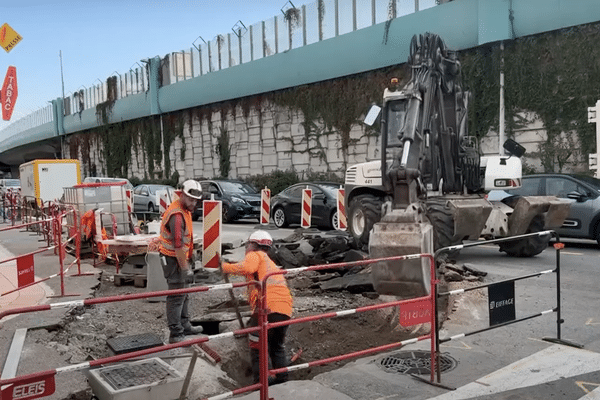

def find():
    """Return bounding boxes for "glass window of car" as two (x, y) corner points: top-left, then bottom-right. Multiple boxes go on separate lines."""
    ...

(134, 186), (143, 195)
(285, 186), (304, 198)
(219, 181), (258, 194)
(545, 177), (582, 198)
(510, 177), (543, 196)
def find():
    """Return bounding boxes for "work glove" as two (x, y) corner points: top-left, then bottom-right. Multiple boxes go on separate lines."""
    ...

(183, 266), (195, 283)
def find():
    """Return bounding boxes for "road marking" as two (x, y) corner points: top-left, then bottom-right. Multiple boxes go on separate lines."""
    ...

(586, 318), (600, 326)
(576, 381), (600, 394)
(440, 341), (471, 350)
(561, 251), (584, 255)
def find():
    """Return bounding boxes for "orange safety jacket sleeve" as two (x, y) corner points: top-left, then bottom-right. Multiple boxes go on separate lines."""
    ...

(168, 213), (184, 249)
(222, 251), (293, 317)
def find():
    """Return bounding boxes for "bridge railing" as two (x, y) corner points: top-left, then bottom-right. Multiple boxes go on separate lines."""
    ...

(0, 0), (435, 141)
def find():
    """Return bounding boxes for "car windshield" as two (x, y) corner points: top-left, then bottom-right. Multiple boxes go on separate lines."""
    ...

(147, 185), (168, 194)
(219, 181), (258, 194)
(5, 179), (20, 187)
(573, 175), (600, 191)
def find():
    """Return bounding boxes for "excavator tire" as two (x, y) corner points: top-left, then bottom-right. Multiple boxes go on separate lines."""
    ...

(347, 194), (383, 247)
(426, 199), (461, 258)
(498, 196), (550, 257)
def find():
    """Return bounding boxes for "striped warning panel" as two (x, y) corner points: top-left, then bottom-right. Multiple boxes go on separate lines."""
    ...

(337, 187), (346, 230)
(261, 188), (271, 225)
(202, 200), (221, 269)
(301, 188), (312, 228)
(157, 190), (169, 214)
(125, 190), (133, 214)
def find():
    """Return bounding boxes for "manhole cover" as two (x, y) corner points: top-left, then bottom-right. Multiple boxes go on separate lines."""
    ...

(100, 359), (178, 390)
(377, 350), (457, 375)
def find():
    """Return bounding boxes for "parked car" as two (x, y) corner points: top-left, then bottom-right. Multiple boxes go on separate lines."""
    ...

(83, 177), (134, 191)
(133, 184), (176, 213)
(194, 180), (261, 222)
(270, 182), (341, 229)
(489, 173), (600, 245)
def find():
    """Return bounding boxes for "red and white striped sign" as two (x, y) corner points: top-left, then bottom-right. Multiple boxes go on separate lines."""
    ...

(157, 189), (169, 214)
(301, 187), (312, 228)
(261, 187), (271, 225)
(125, 189), (133, 214)
(202, 199), (222, 269)
(337, 187), (346, 230)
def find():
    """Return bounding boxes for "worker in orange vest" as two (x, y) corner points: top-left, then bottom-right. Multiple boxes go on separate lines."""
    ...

(221, 230), (293, 385)
(159, 180), (203, 344)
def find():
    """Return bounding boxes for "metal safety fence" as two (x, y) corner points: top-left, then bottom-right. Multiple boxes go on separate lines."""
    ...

(0, 206), (85, 300)
(432, 230), (581, 384)
(0, 253), (439, 400)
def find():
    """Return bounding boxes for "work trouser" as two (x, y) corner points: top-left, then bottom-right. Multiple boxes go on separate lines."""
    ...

(248, 312), (290, 384)
(161, 254), (192, 338)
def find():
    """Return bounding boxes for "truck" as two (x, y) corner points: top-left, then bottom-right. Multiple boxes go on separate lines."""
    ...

(344, 33), (570, 298)
(19, 159), (81, 204)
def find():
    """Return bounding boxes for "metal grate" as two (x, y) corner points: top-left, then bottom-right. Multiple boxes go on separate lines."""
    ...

(100, 359), (177, 390)
(106, 333), (163, 355)
(377, 350), (457, 375)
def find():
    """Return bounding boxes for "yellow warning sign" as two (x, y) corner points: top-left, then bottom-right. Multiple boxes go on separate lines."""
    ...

(0, 23), (23, 53)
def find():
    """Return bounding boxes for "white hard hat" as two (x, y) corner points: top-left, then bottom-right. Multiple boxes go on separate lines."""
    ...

(248, 230), (273, 247)
(182, 180), (202, 200)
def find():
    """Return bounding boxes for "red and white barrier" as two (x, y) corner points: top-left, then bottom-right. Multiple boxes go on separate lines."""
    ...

(301, 187), (312, 228)
(337, 187), (346, 231)
(260, 187), (271, 225)
(125, 189), (133, 214)
(157, 190), (170, 214)
(202, 197), (221, 269)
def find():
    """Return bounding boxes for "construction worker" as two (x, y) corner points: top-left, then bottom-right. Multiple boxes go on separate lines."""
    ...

(221, 230), (293, 385)
(159, 179), (204, 343)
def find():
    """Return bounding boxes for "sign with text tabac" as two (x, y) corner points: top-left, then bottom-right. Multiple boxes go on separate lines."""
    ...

(2, 65), (18, 121)
(0, 23), (23, 53)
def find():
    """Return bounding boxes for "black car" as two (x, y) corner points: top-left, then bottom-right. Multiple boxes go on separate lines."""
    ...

(270, 182), (341, 229)
(489, 173), (600, 245)
(193, 180), (261, 222)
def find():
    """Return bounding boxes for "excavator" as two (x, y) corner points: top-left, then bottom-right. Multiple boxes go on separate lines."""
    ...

(344, 33), (569, 298)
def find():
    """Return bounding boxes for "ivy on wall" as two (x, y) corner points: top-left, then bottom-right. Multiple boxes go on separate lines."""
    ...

(216, 126), (231, 178)
(461, 22), (600, 172)
(67, 22), (600, 180)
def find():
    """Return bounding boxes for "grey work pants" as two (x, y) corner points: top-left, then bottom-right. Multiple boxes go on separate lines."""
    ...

(161, 254), (192, 338)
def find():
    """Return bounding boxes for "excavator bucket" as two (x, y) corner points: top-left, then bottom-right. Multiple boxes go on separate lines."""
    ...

(369, 207), (433, 298)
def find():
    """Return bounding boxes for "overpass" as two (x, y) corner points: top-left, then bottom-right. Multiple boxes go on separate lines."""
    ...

(1, 0), (599, 177)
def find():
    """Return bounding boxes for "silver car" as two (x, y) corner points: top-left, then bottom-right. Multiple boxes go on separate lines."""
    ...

(133, 184), (175, 213)
(492, 174), (600, 246)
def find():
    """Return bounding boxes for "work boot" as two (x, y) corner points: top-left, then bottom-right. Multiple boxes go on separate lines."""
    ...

(168, 335), (186, 344)
(183, 324), (203, 335)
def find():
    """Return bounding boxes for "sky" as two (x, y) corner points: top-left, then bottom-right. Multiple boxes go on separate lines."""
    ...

(0, 0), (303, 131)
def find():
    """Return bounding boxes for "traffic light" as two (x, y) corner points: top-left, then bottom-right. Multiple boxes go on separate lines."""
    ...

(588, 106), (597, 123)
(590, 154), (598, 170)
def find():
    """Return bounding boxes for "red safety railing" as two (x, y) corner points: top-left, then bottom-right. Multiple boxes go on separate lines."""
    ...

(0, 253), (438, 400)
(0, 207), (83, 299)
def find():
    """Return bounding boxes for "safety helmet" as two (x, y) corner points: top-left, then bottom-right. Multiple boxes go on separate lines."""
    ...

(248, 230), (273, 247)
(182, 180), (202, 200)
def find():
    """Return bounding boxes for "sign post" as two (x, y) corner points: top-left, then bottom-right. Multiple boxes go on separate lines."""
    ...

(588, 100), (600, 178)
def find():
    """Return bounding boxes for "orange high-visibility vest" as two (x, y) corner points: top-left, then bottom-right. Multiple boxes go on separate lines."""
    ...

(222, 250), (292, 317)
(159, 199), (194, 259)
